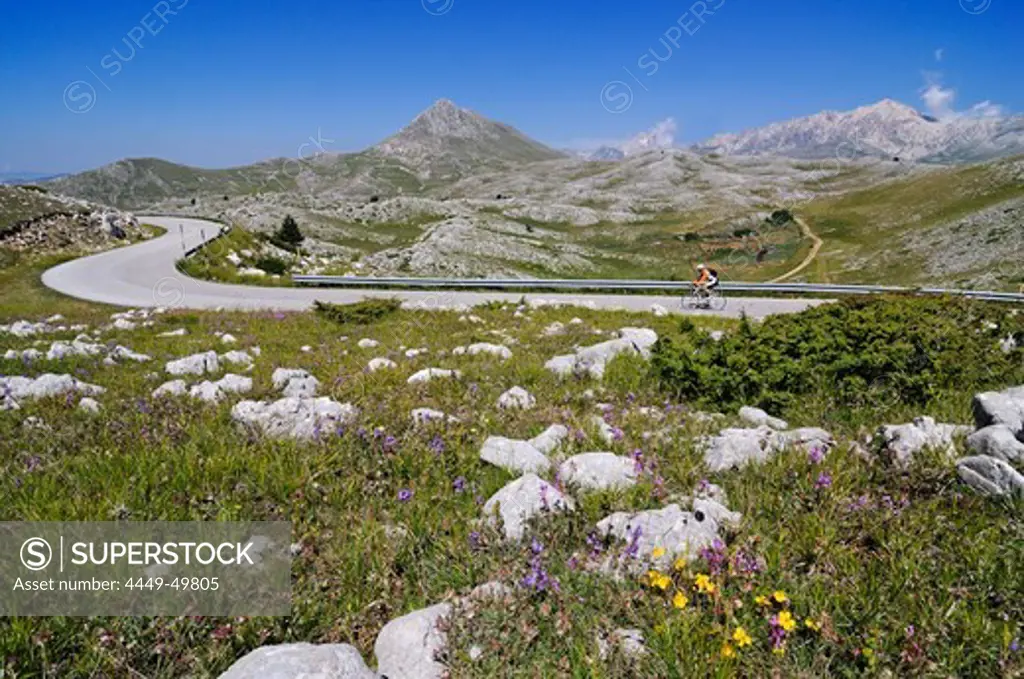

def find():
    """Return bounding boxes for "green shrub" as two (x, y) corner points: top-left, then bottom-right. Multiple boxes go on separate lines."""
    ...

(766, 209), (794, 227)
(314, 298), (402, 325)
(652, 296), (1024, 414)
(254, 256), (288, 276)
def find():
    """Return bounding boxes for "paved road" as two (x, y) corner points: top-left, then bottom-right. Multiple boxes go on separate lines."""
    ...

(42, 216), (830, 318)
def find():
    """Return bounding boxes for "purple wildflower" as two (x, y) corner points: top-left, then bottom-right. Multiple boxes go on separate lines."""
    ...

(624, 525), (643, 560)
(808, 445), (825, 464)
(699, 538), (727, 575)
(382, 435), (398, 452)
(397, 488), (413, 502)
(631, 449), (645, 474)
(815, 472), (833, 490)
(452, 476), (466, 493)
(468, 531), (481, 548)
(531, 538), (544, 554)
(25, 456), (42, 473)
(586, 531), (604, 557)
(1010, 638), (1020, 653)
(428, 435), (445, 455)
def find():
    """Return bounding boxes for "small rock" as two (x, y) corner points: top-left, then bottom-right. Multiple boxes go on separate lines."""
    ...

(357, 338), (380, 349)
(78, 397), (101, 414)
(367, 357), (397, 372)
(408, 368), (461, 385)
(497, 386), (536, 410)
(738, 406), (788, 431)
(956, 455), (1024, 498)
(650, 304), (668, 316)
(374, 603), (452, 679)
(973, 385), (1024, 437)
(967, 425), (1024, 462)
(221, 350), (254, 367)
(158, 328), (188, 337)
(529, 424), (570, 454)
(152, 380), (188, 398)
(411, 408), (460, 426)
(221, 333), (237, 345)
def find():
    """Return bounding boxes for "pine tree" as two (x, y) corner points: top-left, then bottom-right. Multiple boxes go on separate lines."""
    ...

(275, 215), (304, 246)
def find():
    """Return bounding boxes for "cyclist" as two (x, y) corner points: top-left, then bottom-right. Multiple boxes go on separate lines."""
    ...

(692, 264), (719, 306)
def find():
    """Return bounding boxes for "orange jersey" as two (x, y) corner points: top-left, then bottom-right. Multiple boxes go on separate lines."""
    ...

(694, 269), (710, 285)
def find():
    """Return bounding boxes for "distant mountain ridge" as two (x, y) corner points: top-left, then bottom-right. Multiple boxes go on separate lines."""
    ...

(46, 99), (564, 208)
(693, 99), (1024, 163)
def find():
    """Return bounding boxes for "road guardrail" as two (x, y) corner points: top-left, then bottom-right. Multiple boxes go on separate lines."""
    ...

(291, 275), (1024, 303)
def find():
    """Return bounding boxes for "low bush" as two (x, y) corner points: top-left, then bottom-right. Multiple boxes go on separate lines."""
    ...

(313, 298), (403, 325)
(652, 296), (1024, 415)
(254, 255), (289, 276)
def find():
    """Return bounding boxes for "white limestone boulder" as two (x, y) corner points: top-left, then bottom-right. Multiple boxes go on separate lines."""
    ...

(217, 643), (375, 679)
(480, 437), (551, 475)
(374, 603), (452, 679)
(559, 453), (637, 491)
(483, 473), (574, 541)
(875, 416), (971, 466)
(272, 368), (320, 398)
(956, 455), (1024, 498)
(165, 351), (220, 376)
(529, 424), (570, 455)
(966, 425), (1024, 462)
(231, 397), (358, 440)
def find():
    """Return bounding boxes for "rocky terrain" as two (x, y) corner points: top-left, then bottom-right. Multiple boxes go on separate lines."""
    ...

(0, 185), (144, 254)
(35, 98), (1024, 285)
(695, 99), (1024, 163)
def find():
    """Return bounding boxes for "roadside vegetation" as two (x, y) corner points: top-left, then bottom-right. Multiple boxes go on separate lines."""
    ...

(0, 253), (1020, 677)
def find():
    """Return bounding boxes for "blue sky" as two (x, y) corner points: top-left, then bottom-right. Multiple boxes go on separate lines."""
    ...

(1, 0), (1021, 173)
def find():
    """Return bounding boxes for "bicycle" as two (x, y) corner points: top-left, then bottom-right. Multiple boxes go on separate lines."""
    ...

(681, 284), (727, 312)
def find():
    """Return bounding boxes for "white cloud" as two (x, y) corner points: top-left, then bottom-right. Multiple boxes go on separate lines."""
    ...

(565, 118), (678, 156)
(921, 82), (957, 120)
(964, 100), (1006, 119)
(918, 72), (1006, 121)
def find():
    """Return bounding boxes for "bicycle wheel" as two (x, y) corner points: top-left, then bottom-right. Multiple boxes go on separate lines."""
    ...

(708, 290), (727, 311)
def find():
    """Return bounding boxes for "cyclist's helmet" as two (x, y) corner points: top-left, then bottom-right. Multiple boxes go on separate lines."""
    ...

(696, 263), (707, 270)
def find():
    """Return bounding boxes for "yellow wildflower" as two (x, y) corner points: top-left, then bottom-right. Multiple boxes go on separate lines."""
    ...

(755, 594), (770, 606)
(805, 617), (821, 632)
(772, 645), (786, 656)
(673, 557), (687, 572)
(646, 570), (671, 591)
(694, 573), (717, 594)
(721, 643), (736, 659)
(777, 610), (797, 632)
(772, 590), (788, 604)
(672, 591), (689, 610)
(732, 627), (753, 648)
(652, 546), (666, 559)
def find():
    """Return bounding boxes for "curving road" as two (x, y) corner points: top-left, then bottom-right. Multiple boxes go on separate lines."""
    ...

(42, 216), (830, 318)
